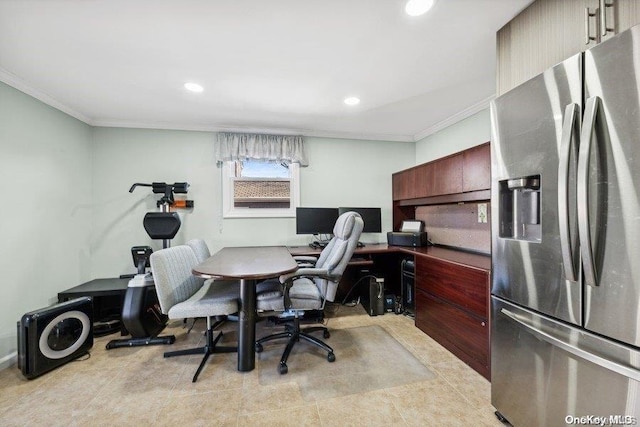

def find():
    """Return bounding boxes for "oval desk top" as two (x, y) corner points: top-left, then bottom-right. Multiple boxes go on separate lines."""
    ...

(192, 246), (298, 280)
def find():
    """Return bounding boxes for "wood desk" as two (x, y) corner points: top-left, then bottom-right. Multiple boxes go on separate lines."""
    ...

(288, 243), (490, 271)
(192, 246), (298, 372)
(289, 243), (492, 378)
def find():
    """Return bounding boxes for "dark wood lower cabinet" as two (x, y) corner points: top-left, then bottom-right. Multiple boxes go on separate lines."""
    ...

(415, 289), (489, 379)
(414, 256), (490, 380)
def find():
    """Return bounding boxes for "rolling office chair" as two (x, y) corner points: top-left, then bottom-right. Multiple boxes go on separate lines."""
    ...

(150, 245), (239, 382)
(255, 211), (364, 374)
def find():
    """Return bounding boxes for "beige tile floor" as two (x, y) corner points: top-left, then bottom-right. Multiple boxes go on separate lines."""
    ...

(0, 305), (503, 427)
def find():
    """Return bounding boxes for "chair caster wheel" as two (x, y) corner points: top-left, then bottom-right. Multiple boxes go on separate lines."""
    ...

(323, 330), (330, 338)
(279, 363), (288, 375)
(328, 352), (336, 362)
(255, 343), (263, 353)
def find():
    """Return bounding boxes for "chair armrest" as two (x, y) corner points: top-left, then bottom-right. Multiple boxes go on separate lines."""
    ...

(295, 262), (316, 268)
(279, 268), (341, 309)
(279, 268), (329, 283)
(293, 256), (318, 265)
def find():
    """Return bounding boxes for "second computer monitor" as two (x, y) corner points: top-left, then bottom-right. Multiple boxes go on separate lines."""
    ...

(338, 207), (381, 233)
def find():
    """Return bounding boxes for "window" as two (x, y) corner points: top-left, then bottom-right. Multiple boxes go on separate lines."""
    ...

(222, 159), (300, 218)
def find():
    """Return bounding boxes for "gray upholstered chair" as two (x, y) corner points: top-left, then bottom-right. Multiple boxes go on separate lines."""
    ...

(185, 238), (212, 263)
(256, 211), (364, 374)
(150, 245), (238, 382)
(185, 238), (244, 325)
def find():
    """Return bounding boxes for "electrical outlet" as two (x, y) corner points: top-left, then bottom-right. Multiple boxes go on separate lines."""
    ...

(478, 203), (488, 223)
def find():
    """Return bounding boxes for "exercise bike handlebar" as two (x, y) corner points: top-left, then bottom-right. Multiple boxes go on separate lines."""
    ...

(129, 182), (189, 194)
(129, 183), (153, 193)
(129, 182), (192, 208)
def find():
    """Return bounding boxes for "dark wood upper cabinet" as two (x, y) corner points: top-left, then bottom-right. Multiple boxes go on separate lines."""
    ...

(392, 142), (490, 203)
(433, 153), (463, 196)
(462, 143), (491, 192)
(414, 163), (434, 198)
(392, 168), (412, 200)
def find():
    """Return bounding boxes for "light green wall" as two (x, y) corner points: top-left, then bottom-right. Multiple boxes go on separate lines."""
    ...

(415, 108), (491, 164)
(0, 82), (93, 366)
(90, 130), (415, 278)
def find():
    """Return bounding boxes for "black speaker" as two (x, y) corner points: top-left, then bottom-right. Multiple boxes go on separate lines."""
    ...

(401, 259), (415, 316)
(360, 277), (385, 316)
(17, 297), (93, 379)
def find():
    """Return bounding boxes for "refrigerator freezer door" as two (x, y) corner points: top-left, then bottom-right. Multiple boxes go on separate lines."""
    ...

(492, 296), (640, 427)
(491, 54), (582, 325)
(582, 25), (640, 347)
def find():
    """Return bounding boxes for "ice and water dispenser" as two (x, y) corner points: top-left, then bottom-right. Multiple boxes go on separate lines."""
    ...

(498, 175), (541, 242)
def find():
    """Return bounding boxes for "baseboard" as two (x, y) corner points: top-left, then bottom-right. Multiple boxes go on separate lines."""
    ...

(0, 351), (17, 371)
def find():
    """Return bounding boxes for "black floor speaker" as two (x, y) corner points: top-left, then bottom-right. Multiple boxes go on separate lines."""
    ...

(17, 297), (93, 379)
(360, 276), (385, 316)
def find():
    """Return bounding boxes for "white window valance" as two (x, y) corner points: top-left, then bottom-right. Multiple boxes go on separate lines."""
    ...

(215, 132), (309, 166)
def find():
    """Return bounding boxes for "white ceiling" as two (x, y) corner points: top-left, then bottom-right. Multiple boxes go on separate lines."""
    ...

(0, 0), (532, 142)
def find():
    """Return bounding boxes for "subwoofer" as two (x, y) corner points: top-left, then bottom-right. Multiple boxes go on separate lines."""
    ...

(17, 297), (93, 379)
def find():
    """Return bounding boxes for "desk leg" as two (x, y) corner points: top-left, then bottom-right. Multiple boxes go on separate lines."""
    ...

(238, 278), (256, 372)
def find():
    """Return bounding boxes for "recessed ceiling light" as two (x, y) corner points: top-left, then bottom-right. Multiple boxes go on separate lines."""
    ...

(405, 0), (435, 16)
(344, 97), (360, 106)
(184, 82), (204, 93)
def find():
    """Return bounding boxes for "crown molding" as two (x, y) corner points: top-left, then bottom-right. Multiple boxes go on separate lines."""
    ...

(91, 119), (414, 142)
(0, 67), (94, 125)
(1, 65), (480, 144)
(412, 95), (494, 142)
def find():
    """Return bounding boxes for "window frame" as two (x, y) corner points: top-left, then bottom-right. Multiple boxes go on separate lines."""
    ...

(221, 160), (300, 218)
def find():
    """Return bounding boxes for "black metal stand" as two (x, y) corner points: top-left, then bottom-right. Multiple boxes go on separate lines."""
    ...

(105, 335), (175, 349)
(238, 278), (256, 372)
(255, 312), (335, 375)
(164, 316), (236, 382)
(105, 284), (175, 350)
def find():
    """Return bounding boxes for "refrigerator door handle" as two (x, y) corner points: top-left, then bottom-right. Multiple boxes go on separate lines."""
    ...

(577, 96), (600, 287)
(558, 103), (579, 282)
(501, 308), (640, 382)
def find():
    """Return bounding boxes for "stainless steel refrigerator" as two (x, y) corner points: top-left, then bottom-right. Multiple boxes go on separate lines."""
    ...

(491, 24), (640, 427)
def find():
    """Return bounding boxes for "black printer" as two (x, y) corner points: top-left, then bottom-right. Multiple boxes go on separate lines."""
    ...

(387, 220), (428, 247)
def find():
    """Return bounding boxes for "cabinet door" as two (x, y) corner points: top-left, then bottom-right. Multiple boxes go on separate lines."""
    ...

(462, 143), (491, 192)
(432, 154), (462, 196)
(414, 257), (490, 378)
(617, 0), (640, 33)
(415, 257), (488, 319)
(497, 0), (598, 95)
(392, 169), (414, 201)
(415, 289), (489, 379)
(413, 163), (434, 199)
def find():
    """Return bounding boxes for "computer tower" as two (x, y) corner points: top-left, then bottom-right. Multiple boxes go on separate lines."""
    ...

(401, 259), (415, 315)
(18, 297), (93, 379)
(360, 277), (385, 316)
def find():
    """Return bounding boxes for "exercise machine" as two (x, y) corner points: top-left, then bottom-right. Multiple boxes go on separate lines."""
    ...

(106, 182), (193, 349)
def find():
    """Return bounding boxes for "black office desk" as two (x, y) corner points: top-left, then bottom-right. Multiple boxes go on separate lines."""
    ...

(58, 278), (130, 301)
(58, 278), (130, 333)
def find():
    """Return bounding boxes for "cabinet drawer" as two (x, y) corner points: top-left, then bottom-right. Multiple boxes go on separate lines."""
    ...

(415, 288), (489, 378)
(415, 257), (488, 319)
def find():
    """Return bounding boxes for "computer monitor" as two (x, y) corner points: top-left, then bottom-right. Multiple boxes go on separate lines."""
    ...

(338, 207), (382, 233)
(296, 207), (339, 235)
